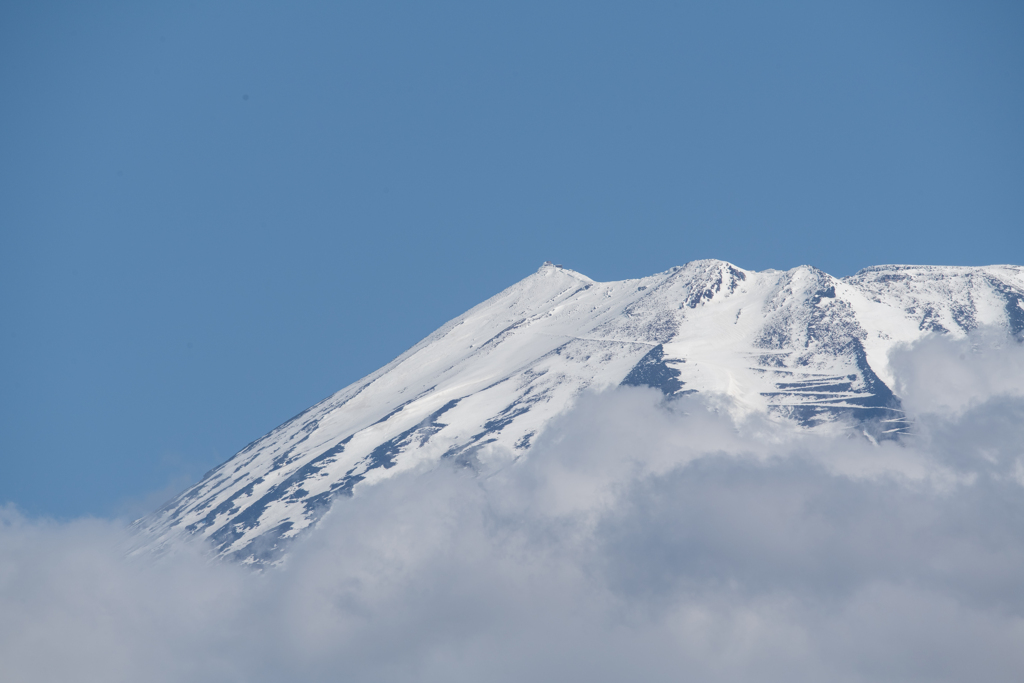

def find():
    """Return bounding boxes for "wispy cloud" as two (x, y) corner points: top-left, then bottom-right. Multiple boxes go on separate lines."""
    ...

(3, 331), (1024, 682)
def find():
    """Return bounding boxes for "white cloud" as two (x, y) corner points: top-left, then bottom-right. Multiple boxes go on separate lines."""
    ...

(3, 332), (1024, 682)
(889, 328), (1024, 417)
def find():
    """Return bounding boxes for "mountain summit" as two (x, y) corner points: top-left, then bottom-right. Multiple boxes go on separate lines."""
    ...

(134, 260), (1024, 564)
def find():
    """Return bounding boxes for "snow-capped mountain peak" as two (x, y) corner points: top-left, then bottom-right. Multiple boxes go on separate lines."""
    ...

(133, 260), (1024, 564)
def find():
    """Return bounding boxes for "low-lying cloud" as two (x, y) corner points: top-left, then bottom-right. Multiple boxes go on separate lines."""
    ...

(3, 331), (1024, 682)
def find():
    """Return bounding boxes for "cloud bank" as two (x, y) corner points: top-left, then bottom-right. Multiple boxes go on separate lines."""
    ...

(3, 331), (1024, 682)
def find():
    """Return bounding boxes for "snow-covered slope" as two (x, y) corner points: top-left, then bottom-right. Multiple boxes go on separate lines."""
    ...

(133, 260), (1024, 564)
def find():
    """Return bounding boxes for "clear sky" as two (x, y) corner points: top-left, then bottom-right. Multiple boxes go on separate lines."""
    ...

(1, 1), (1022, 518)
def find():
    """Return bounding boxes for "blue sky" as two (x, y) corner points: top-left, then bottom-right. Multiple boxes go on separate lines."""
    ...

(1, 1), (1022, 518)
